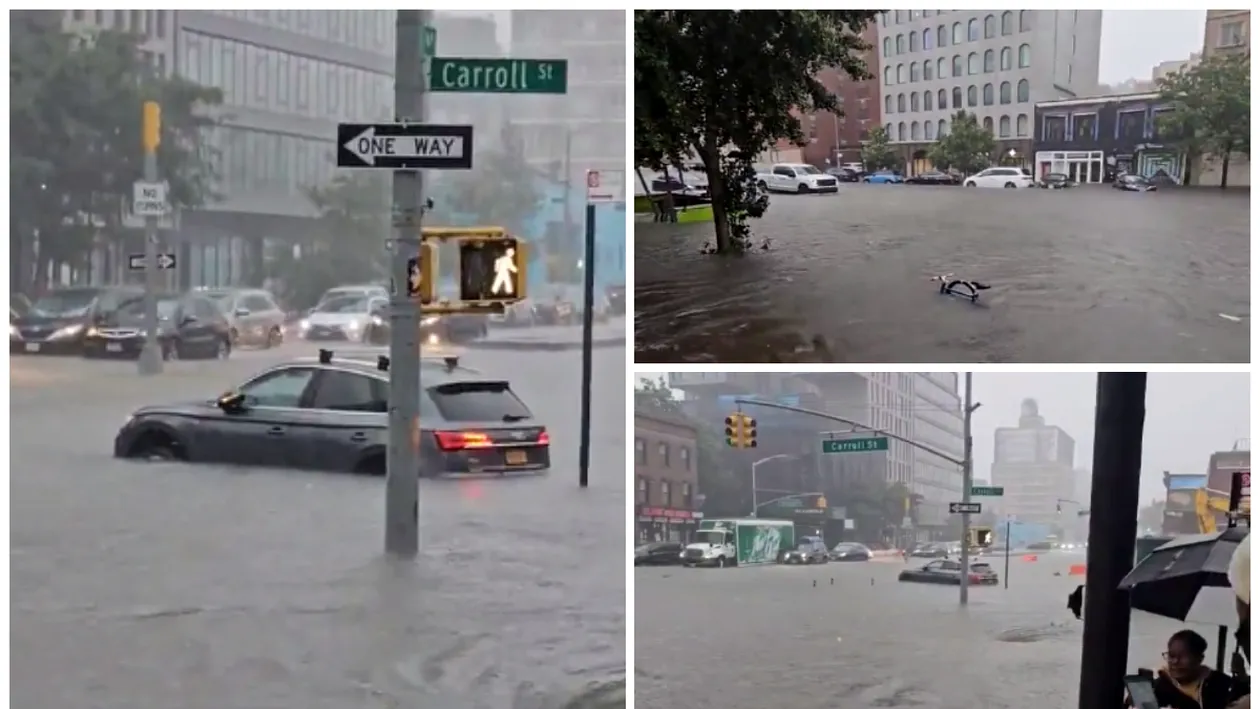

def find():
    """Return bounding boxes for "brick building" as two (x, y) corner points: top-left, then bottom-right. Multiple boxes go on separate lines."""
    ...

(1032, 91), (1186, 184)
(634, 411), (703, 544)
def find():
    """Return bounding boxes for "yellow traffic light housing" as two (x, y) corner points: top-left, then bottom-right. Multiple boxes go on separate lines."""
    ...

(456, 235), (527, 304)
(743, 415), (758, 448)
(972, 527), (994, 548)
(724, 414), (742, 448)
(142, 100), (161, 153)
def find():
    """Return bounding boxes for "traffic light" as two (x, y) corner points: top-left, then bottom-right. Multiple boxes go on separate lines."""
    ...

(972, 527), (994, 548)
(724, 414), (743, 448)
(456, 236), (527, 304)
(744, 415), (757, 448)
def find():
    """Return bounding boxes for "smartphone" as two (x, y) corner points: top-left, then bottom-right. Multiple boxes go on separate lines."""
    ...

(1124, 674), (1160, 709)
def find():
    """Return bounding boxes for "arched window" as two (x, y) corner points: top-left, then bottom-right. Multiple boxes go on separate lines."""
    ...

(885, 66), (893, 85)
(885, 95), (893, 114)
(1017, 79), (1030, 102)
(1019, 10), (1032, 32)
(983, 116), (994, 134)
(923, 28), (933, 50)
(881, 12), (887, 28)
(898, 122), (907, 141)
(938, 119), (948, 137)
(924, 120), (934, 140)
(924, 90), (933, 110)
(909, 31), (919, 52)
(952, 22), (963, 44)
(898, 93), (906, 112)
(885, 122), (893, 137)
(984, 14), (996, 38)
(968, 18), (979, 41)
(952, 86), (962, 108)
(937, 88), (947, 109)
(937, 25), (947, 48)
(1001, 11), (1013, 35)
(884, 37), (892, 56)
(911, 92), (920, 111)
(1018, 44), (1031, 68)
(952, 55), (963, 76)
(999, 81), (1011, 104)
(1016, 114), (1029, 137)
(983, 83), (994, 105)
(999, 115), (1011, 137)
(910, 62), (921, 82)
(968, 52), (979, 74)
(924, 59), (934, 80)
(967, 85), (977, 107)
(896, 34), (905, 54)
(911, 121), (922, 140)
(897, 64), (906, 83)
(1000, 47), (1012, 70)
(894, 10), (903, 23)
(937, 57), (948, 78)
(984, 49), (995, 72)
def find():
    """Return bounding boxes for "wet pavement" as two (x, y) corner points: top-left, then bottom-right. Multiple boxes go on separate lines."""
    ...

(12, 344), (626, 709)
(635, 186), (1249, 363)
(635, 554), (1215, 709)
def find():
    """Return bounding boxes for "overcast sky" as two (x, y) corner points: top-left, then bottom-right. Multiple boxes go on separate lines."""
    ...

(1100, 10), (1206, 84)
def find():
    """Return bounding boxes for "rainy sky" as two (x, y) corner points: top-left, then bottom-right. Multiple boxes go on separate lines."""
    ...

(1100, 10), (1207, 84)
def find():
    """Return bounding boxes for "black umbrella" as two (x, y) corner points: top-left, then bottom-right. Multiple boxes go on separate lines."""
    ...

(1119, 527), (1247, 623)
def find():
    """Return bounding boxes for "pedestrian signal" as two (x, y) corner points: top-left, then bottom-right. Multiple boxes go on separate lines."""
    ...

(972, 527), (994, 548)
(457, 236), (526, 303)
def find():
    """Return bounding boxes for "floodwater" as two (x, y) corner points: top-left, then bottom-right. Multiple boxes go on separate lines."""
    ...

(635, 186), (1249, 363)
(12, 346), (626, 709)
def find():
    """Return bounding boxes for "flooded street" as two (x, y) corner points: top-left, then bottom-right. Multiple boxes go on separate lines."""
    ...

(636, 554), (1209, 709)
(12, 345), (626, 709)
(635, 186), (1249, 363)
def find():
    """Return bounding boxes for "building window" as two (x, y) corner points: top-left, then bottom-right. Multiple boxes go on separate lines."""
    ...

(897, 64), (906, 83)
(937, 88), (947, 109)
(1001, 11), (1014, 35)
(937, 25), (947, 48)
(1018, 44), (1031, 68)
(635, 437), (646, 464)
(894, 10), (903, 23)
(923, 28), (933, 50)
(952, 86), (962, 108)
(898, 122), (906, 141)
(1017, 78), (1030, 102)
(968, 18), (979, 41)
(71, 9), (85, 21)
(886, 122), (893, 137)
(910, 62), (921, 82)
(636, 476), (647, 504)
(658, 442), (670, 467)
(1001, 47), (1013, 71)
(984, 14), (996, 38)
(1019, 10), (1032, 32)
(967, 85), (977, 107)
(952, 22), (963, 44)
(968, 52), (979, 74)
(983, 83), (994, 105)
(881, 12), (887, 27)
(1219, 21), (1246, 47)
(911, 92), (920, 111)
(983, 116), (994, 134)
(984, 49), (995, 72)
(1016, 114), (1029, 137)
(924, 120), (935, 140)
(113, 10), (125, 28)
(910, 31), (919, 52)
(999, 81), (1011, 104)
(885, 95), (893, 114)
(884, 66), (892, 85)
(681, 447), (691, 470)
(952, 55), (963, 76)
(938, 119), (948, 137)
(911, 121), (921, 140)
(660, 480), (671, 506)
(884, 37), (892, 56)
(924, 59), (934, 80)
(681, 482), (692, 509)
(924, 89), (933, 110)
(898, 93), (906, 112)
(937, 57), (947, 79)
(896, 34), (905, 54)
(999, 115), (1011, 137)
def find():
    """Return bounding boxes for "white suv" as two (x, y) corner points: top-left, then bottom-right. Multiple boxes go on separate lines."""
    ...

(963, 167), (1034, 189)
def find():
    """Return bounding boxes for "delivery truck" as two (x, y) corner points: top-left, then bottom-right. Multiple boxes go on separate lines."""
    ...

(681, 519), (795, 568)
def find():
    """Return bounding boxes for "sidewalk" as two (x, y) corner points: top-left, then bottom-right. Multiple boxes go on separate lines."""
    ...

(467, 318), (627, 352)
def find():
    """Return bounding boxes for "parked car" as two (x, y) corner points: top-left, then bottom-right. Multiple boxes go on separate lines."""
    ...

(635, 541), (685, 566)
(906, 170), (960, 185)
(863, 170), (905, 184)
(908, 543), (951, 559)
(963, 167), (1035, 189)
(825, 166), (864, 182)
(198, 288), (287, 348)
(649, 175), (709, 199)
(782, 536), (830, 564)
(11, 286), (143, 355)
(83, 291), (232, 360)
(899, 559), (1000, 585)
(756, 163), (840, 194)
(1039, 172), (1077, 189)
(829, 542), (872, 562)
(1113, 174), (1157, 192)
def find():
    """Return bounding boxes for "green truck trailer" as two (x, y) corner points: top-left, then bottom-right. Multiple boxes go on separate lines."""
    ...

(681, 519), (796, 568)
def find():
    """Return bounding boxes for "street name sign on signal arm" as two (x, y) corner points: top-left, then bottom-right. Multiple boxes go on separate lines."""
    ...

(128, 253), (176, 270)
(429, 58), (568, 94)
(822, 437), (890, 453)
(971, 486), (1005, 497)
(337, 123), (474, 169)
(950, 502), (982, 515)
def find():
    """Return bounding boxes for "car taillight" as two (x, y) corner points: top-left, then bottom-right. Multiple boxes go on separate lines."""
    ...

(434, 430), (493, 451)
(968, 574), (982, 583)
(537, 429), (550, 446)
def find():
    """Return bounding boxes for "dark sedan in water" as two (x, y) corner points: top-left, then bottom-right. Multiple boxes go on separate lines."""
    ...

(1113, 174), (1157, 192)
(11, 286), (143, 355)
(898, 559), (999, 586)
(114, 350), (551, 476)
(83, 292), (232, 360)
(635, 541), (685, 566)
(906, 170), (960, 185)
(829, 542), (872, 561)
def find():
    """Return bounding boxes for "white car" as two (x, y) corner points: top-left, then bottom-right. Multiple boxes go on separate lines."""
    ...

(756, 163), (840, 194)
(963, 167), (1035, 189)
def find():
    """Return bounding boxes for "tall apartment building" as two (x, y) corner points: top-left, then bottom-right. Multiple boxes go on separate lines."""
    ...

(989, 399), (1076, 529)
(875, 9), (1101, 174)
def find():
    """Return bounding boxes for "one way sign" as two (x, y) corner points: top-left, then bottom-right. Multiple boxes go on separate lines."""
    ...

(128, 253), (177, 270)
(337, 123), (474, 170)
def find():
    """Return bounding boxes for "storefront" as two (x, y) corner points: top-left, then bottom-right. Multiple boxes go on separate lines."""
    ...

(1034, 150), (1106, 184)
(636, 506), (704, 544)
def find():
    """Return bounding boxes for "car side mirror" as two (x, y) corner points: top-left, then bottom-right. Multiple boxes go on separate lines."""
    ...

(234, 307), (250, 317)
(217, 391), (248, 413)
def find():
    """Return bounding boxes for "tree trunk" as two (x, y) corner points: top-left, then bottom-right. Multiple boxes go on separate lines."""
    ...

(1219, 153), (1231, 189)
(701, 147), (732, 253)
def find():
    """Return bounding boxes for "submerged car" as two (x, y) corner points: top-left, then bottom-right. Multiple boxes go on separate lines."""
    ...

(1039, 172), (1077, 189)
(113, 350), (551, 476)
(906, 170), (959, 185)
(782, 536), (830, 564)
(829, 542), (872, 561)
(899, 559), (999, 586)
(298, 294), (388, 343)
(635, 541), (685, 566)
(1113, 174), (1157, 192)
(197, 287), (287, 348)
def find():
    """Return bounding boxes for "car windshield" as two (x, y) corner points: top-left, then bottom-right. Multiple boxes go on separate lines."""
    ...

(29, 289), (101, 317)
(795, 165), (822, 175)
(427, 381), (533, 422)
(315, 296), (371, 313)
(117, 297), (179, 320)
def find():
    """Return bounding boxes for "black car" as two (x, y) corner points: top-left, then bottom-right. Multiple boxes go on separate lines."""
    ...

(825, 167), (864, 183)
(906, 170), (960, 185)
(419, 313), (489, 345)
(635, 541), (684, 566)
(113, 350), (550, 476)
(11, 286), (144, 355)
(908, 543), (951, 559)
(899, 559), (999, 585)
(83, 292), (232, 360)
(1113, 174), (1157, 192)
(1039, 172), (1077, 189)
(829, 542), (872, 562)
(782, 536), (830, 565)
(606, 285), (626, 316)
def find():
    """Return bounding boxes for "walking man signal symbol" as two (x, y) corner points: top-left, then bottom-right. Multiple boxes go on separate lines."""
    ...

(492, 247), (517, 296)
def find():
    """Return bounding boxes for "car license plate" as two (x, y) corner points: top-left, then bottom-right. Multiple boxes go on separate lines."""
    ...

(106, 343), (122, 352)
(505, 450), (527, 465)
(24, 343), (40, 352)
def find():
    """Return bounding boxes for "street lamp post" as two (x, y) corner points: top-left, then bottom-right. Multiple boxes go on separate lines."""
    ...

(750, 454), (797, 516)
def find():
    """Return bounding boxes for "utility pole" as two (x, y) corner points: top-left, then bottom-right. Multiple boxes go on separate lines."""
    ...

(959, 372), (976, 606)
(1078, 374), (1146, 709)
(750, 453), (797, 515)
(137, 100), (164, 376)
(384, 9), (430, 558)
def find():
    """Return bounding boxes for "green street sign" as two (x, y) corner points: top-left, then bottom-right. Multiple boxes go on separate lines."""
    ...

(971, 486), (1005, 497)
(422, 26), (437, 57)
(429, 57), (568, 94)
(822, 437), (889, 453)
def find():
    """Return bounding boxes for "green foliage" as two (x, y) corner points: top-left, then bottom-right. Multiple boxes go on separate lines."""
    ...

(928, 110), (995, 175)
(433, 124), (545, 235)
(635, 10), (880, 254)
(1156, 53), (1250, 188)
(10, 18), (222, 291)
(860, 125), (900, 171)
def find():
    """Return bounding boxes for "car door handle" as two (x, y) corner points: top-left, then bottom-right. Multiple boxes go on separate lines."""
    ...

(349, 431), (368, 442)
(267, 426), (285, 437)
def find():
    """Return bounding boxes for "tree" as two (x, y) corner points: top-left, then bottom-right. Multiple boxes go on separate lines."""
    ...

(635, 10), (879, 254)
(10, 16), (222, 292)
(434, 124), (544, 235)
(927, 110), (995, 175)
(1156, 53), (1250, 188)
(860, 125), (900, 171)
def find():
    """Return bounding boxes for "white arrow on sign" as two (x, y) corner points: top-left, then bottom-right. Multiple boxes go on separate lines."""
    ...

(343, 127), (467, 166)
(157, 253), (176, 269)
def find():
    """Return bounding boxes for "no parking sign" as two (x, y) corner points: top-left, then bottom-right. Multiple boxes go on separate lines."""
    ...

(585, 169), (624, 204)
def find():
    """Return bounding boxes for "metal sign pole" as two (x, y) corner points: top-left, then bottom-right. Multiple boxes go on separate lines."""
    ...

(385, 9), (429, 558)
(959, 371), (974, 606)
(578, 201), (596, 488)
(1004, 518), (1011, 589)
(137, 101), (164, 375)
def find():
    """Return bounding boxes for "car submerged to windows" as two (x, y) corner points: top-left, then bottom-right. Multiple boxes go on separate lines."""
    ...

(113, 350), (550, 477)
(899, 559), (999, 586)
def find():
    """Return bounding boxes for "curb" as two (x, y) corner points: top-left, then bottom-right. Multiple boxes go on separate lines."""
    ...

(464, 337), (626, 352)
